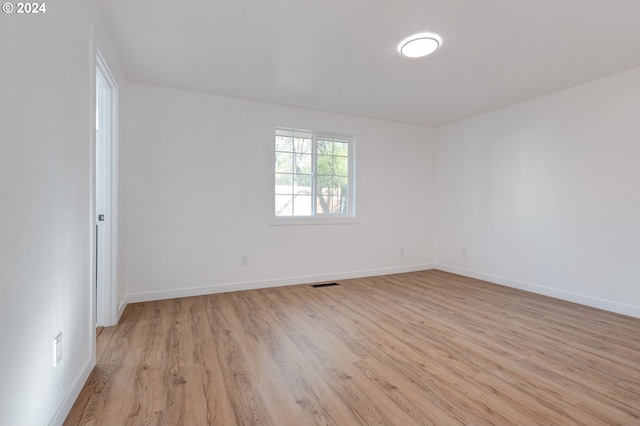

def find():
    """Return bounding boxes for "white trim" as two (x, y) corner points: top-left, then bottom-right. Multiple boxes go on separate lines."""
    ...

(122, 264), (436, 305)
(48, 357), (94, 426)
(435, 264), (640, 319)
(95, 48), (119, 327)
(113, 263), (640, 338)
(87, 23), (98, 386)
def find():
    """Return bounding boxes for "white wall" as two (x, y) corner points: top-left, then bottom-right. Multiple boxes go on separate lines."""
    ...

(0, 2), (124, 424)
(125, 83), (434, 301)
(435, 66), (640, 317)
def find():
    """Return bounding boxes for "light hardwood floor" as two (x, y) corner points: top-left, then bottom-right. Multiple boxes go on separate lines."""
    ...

(65, 270), (640, 425)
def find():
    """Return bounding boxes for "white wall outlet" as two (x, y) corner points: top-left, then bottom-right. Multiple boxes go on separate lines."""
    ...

(54, 332), (62, 367)
(241, 256), (249, 267)
(461, 247), (468, 258)
(400, 246), (405, 255)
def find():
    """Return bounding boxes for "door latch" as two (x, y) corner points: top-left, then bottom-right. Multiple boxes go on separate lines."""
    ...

(98, 214), (105, 222)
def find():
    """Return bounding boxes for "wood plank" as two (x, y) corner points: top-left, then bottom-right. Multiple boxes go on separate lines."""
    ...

(65, 270), (640, 425)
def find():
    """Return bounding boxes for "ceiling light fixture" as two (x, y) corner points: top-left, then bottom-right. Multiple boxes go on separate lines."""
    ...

(398, 32), (441, 58)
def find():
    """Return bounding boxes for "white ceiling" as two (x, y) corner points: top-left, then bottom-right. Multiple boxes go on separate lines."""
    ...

(97, 0), (640, 127)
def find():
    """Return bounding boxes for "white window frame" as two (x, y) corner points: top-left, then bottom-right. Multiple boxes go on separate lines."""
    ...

(269, 127), (358, 226)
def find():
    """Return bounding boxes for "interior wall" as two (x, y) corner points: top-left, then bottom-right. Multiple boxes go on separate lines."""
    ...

(0, 1), (124, 424)
(125, 83), (435, 301)
(434, 66), (640, 317)
(1, 2), (90, 424)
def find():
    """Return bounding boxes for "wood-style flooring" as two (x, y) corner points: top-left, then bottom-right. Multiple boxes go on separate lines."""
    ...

(65, 270), (640, 425)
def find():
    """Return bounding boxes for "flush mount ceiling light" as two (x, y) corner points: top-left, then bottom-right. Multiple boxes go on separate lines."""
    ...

(398, 32), (441, 58)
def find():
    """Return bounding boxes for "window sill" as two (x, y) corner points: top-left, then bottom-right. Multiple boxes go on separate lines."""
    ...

(268, 216), (360, 226)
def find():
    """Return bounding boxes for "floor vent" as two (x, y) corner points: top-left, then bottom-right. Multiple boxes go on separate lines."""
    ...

(311, 282), (339, 288)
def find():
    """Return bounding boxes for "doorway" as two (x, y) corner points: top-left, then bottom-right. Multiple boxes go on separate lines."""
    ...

(95, 51), (118, 327)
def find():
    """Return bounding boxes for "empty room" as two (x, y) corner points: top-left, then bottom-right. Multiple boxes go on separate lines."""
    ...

(2, 0), (640, 424)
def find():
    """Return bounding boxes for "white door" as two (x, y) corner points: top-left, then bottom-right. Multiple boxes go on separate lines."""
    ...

(95, 53), (117, 327)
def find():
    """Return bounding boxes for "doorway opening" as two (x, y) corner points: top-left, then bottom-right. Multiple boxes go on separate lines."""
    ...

(95, 50), (118, 327)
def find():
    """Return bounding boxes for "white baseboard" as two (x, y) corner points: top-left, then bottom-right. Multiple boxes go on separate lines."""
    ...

(48, 357), (94, 426)
(122, 263), (436, 306)
(119, 262), (640, 320)
(435, 264), (640, 319)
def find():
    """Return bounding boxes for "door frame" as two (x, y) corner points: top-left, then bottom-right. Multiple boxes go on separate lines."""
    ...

(95, 47), (119, 327)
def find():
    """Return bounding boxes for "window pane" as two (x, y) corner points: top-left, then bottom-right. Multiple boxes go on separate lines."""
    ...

(337, 195), (348, 213)
(317, 195), (349, 214)
(317, 176), (333, 192)
(316, 195), (328, 213)
(276, 173), (293, 194)
(317, 139), (332, 155)
(333, 141), (349, 157)
(333, 156), (348, 176)
(276, 173), (294, 186)
(317, 155), (333, 176)
(316, 196), (332, 214)
(293, 195), (312, 216)
(293, 137), (312, 154)
(275, 135), (293, 152)
(275, 152), (294, 173)
(318, 191), (333, 205)
(295, 153), (312, 174)
(294, 174), (312, 194)
(275, 195), (293, 216)
(316, 195), (335, 214)
(334, 176), (348, 194)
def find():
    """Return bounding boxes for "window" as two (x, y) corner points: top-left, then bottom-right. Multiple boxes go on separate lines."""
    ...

(272, 128), (355, 223)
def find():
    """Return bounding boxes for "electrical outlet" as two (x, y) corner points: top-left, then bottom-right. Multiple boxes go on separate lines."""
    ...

(461, 247), (468, 258)
(54, 332), (62, 367)
(241, 256), (249, 267)
(400, 246), (405, 255)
